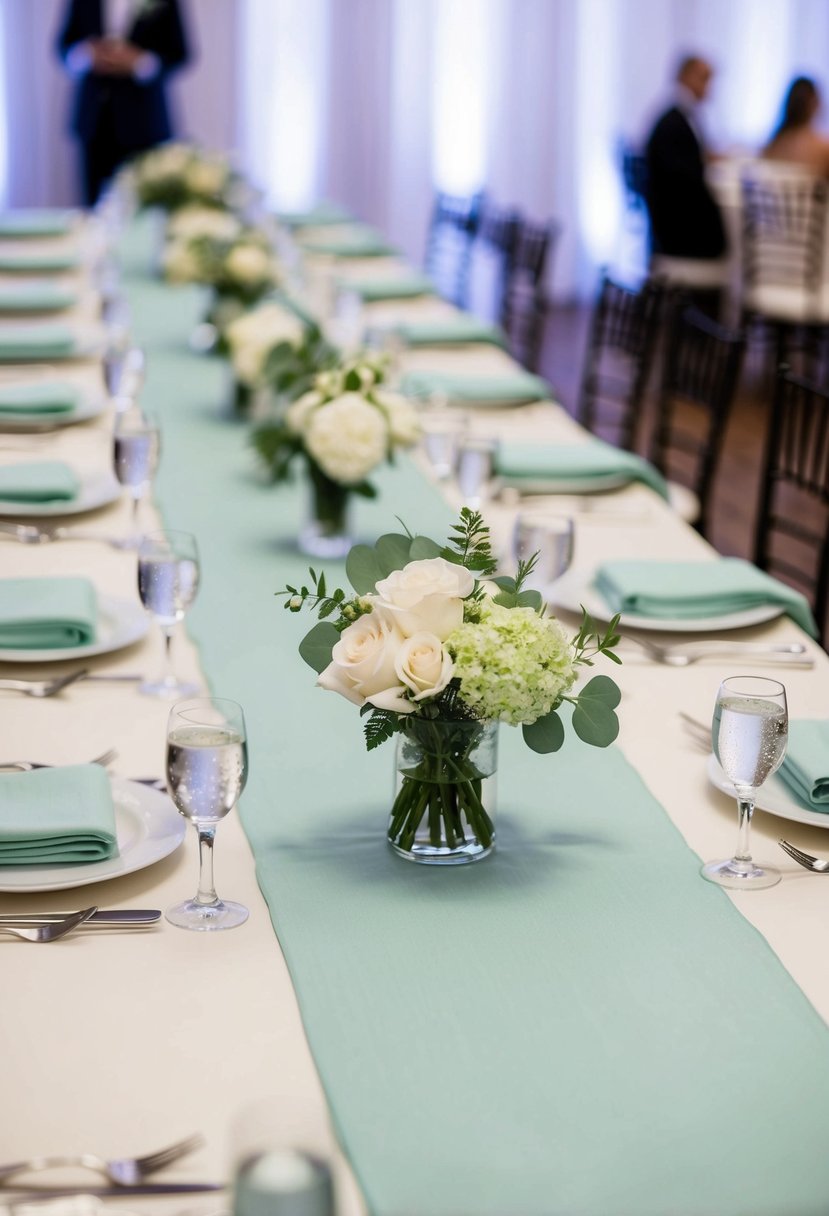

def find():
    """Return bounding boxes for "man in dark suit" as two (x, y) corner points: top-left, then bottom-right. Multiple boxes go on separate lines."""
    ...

(645, 55), (727, 259)
(56, 0), (190, 206)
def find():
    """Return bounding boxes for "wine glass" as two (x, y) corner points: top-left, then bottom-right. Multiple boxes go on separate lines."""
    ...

(456, 436), (499, 509)
(512, 513), (575, 591)
(165, 697), (249, 931)
(113, 405), (160, 546)
(702, 675), (788, 890)
(137, 529), (201, 699)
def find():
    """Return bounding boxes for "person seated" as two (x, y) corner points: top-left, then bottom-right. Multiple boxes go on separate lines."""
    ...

(763, 76), (829, 178)
(645, 54), (727, 260)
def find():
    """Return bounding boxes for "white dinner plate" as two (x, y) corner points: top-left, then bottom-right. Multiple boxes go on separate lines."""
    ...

(548, 567), (785, 633)
(0, 593), (148, 663)
(501, 473), (629, 494)
(0, 392), (106, 432)
(707, 753), (829, 830)
(0, 777), (185, 892)
(0, 469), (120, 517)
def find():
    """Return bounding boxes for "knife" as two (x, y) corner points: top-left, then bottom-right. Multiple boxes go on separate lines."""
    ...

(6, 1183), (225, 1198)
(0, 909), (161, 926)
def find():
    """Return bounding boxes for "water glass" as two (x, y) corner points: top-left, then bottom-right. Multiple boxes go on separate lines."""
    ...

(702, 675), (788, 890)
(512, 513), (575, 590)
(419, 408), (468, 479)
(113, 405), (160, 546)
(456, 436), (499, 508)
(165, 697), (249, 931)
(137, 529), (200, 699)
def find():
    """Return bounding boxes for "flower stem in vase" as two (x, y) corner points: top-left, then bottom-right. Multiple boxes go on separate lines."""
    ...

(298, 462), (353, 559)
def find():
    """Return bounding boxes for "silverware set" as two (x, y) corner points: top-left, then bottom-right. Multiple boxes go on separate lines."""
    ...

(623, 638), (813, 668)
(0, 1132), (214, 1190)
(0, 521), (125, 546)
(0, 670), (142, 696)
(0, 907), (97, 942)
(0, 908), (162, 941)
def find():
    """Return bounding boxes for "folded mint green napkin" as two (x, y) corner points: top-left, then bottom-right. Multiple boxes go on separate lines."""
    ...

(0, 380), (81, 415)
(0, 765), (118, 865)
(0, 211), (74, 238)
(395, 317), (506, 347)
(595, 558), (818, 636)
(0, 324), (77, 361)
(0, 251), (79, 273)
(0, 283), (77, 313)
(496, 439), (669, 499)
(0, 577), (97, 648)
(302, 231), (398, 258)
(347, 275), (435, 302)
(402, 370), (551, 406)
(778, 721), (829, 810)
(277, 203), (353, 228)
(0, 461), (80, 503)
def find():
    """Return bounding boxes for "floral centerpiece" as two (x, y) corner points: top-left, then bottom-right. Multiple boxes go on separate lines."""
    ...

(223, 299), (336, 417)
(131, 143), (235, 212)
(280, 510), (621, 864)
(162, 221), (280, 346)
(252, 353), (420, 557)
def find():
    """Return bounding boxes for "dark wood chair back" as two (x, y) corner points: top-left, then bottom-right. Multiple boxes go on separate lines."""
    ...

(755, 368), (829, 644)
(502, 216), (559, 371)
(576, 272), (662, 451)
(424, 191), (483, 308)
(650, 303), (745, 537)
(467, 204), (520, 326)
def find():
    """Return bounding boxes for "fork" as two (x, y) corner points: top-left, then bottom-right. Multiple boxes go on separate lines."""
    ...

(0, 1132), (204, 1186)
(0, 670), (89, 698)
(0, 907), (97, 943)
(0, 747), (117, 772)
(623, 638), (812, 668)
(0, 523), (122, 547)
(778, 839), (829, 873)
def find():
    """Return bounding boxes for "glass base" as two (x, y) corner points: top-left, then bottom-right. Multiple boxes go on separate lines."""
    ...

(389, 837), (494, 865)
(140, 675), (200, 700)
(701, 858), (782, 890)
(166, 897), (249, 931)
(297, 524), (352, 560)
(111, 533), (142, 551)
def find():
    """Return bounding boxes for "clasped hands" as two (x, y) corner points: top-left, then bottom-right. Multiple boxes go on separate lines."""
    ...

(89, 36), (145, 76)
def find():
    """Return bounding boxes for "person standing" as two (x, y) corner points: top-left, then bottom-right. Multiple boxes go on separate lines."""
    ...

(56, 0), (190, 207)
(644, 55), (727, 260)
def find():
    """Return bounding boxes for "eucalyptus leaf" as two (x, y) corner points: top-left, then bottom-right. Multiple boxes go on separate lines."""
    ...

(490, 575), (516, 592)
(522, 709), (565, 754)
(409, 535), (443, 560)
(516, 589), (543, 611)
(346, 544), (385, 593)
(579, 674), (622, 708)
(375, 533), (412, 575)
(493, 591), (518, 609)
(572, 700), (619, 747)
(298, 621), (339, 673)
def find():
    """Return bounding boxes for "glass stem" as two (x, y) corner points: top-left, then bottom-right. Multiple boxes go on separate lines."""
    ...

(160, 624), (176, 686)
(131, 491), (141, 534)
(732, 798), (755, 872)
(195, 826), (219, 906)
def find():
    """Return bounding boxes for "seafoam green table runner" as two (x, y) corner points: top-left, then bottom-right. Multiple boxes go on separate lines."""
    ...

(122, 218), (829, 1216)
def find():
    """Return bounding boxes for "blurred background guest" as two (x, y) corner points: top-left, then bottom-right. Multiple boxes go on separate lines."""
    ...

(763, 76), (829, 177)
(55, 0), (190, 206)
(644, 54), (727, 260)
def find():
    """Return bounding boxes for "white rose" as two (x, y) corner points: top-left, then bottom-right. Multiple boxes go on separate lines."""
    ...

(374, 390), (421, 447)
(374, 557), (474, 639)
(317, 609), (412, 712)
(168, 206), (239, 242)
(225, 243), (274, 287)
(304, 393), (388, 484)
(286, 390), (324, 435)
(186, 160), (228, 198)
(314, 369), (344, 398)
(395, 632), (454, 702)
(227, 304), (303, 386)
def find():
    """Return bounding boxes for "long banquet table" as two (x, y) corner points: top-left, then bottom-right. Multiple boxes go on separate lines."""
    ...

(4, 214), (829, 1216)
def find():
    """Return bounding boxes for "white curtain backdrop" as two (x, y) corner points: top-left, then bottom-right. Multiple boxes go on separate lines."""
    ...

(3, 0), (829, 297)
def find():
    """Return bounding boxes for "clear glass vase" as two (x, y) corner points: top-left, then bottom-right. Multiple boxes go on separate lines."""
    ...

(389, 718), (497, 865)
(298, 463), (353, 560)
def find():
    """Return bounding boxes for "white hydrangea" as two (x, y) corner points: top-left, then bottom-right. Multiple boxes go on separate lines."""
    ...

(137, 142), (193, 183)
(304, 393), (389, 484)
(161, 238), (204, 283)
(226, 303), (304, 386)
(184, 158), (229, 199)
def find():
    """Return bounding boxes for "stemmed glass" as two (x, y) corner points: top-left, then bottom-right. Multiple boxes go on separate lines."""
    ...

(137, 529), (200, 699)
(456, 436), (499, 509)
(702, 675), (788, 890)
(165, 697), (249, 931)
(512, 513), (575, 591)
(113, 405), (160, 546)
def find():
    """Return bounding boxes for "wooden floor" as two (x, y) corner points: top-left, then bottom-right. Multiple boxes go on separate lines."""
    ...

(537, 303), (770, 561)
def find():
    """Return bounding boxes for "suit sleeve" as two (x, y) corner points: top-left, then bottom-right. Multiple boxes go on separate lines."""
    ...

(152, 0), (190, 74)
(55, 0), (89, 60)
(647, 113), (706, 188)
